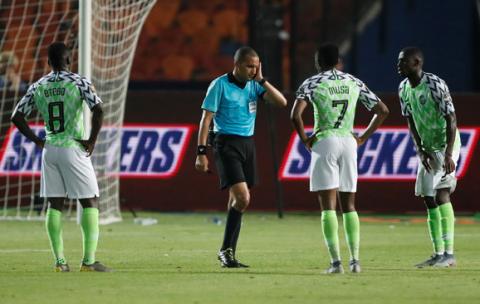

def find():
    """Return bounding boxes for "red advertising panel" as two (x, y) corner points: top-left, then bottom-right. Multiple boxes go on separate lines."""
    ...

(279, 127), (479, 181)
(0, 124), (194, 178)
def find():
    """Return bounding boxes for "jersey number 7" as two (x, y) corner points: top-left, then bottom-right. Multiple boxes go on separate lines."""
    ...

(332, 99), (348, 128)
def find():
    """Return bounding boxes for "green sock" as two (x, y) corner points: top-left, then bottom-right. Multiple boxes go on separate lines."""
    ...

(81, 208), (99, 265)
(45, 208), (66, 264)
(427, 207), (444, 254)
(439, 202), (455, 254)
(321, 210), (341, 263)
(343, 211), (360, 261)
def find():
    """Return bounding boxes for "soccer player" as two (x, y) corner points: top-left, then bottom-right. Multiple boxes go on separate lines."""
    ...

(397, 47), (459, 268)
(11, 42), (111, 272)
(291, 43), (389, 274)
(195, 46), (287, 268)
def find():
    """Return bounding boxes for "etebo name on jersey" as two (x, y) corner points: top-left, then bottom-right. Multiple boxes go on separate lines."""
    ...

(0, 124), (194, 178)
(279, 127), (479, 180)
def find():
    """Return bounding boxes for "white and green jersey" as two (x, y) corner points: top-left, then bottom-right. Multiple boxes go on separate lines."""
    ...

(13, 71), (102, 148)
(296, 69), (379, 140)
(398, 72), (460, 153)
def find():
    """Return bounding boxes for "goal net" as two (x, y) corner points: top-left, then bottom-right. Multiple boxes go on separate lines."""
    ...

(0, 0), (156, 223)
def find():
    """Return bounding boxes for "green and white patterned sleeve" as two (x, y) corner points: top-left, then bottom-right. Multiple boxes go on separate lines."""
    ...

(12, 83), (37, 117)
(356, 78), (379, 111)
(424, 73), (455, 116)
(398, 79), (411, 117)
(76, 77), (102, 110)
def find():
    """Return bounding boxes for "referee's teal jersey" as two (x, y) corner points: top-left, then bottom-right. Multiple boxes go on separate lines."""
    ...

(202, 73), (265, 136)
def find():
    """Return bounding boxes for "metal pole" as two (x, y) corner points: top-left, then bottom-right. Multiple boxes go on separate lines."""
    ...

(77, 0), (92, 223)
(250, 0), (285, 218)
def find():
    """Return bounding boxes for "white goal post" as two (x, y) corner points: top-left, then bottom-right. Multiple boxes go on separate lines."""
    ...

(0, 0), (157, 224)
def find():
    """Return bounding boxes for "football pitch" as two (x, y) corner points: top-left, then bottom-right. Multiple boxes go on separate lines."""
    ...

(1, 212), (479, 304)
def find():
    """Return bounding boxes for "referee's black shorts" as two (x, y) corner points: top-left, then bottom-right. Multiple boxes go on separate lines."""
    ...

(213, 134), (257, 190)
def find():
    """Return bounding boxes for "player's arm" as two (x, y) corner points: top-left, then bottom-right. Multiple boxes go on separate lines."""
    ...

(74, 104), (103, 156)
(406, 116), (422, 151)
(11, 111), (45, 149)
(74, 78), (104, 156)
(290, 99), (315, 151)
(398, 83), (427, 162)
(255, 62), (287, 107)
(406, 116), (433, 173)
(195, 110), (214, 173)
(11, 85), (44, 148)
(355, 100), (389, 145)
(444, 112), (457, 174)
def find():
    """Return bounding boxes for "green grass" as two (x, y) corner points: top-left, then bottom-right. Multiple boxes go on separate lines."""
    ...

(1, 212), (479, 304)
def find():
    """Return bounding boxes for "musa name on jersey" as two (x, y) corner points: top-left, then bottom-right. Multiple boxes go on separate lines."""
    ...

(398, 72), (460, 153)
(12, 71), (102, 148)
(296, 69), (379, 141)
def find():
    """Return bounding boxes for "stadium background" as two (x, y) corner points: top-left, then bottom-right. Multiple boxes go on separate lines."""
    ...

(2, 0), (479, 213)
(124, 0), (479, 213)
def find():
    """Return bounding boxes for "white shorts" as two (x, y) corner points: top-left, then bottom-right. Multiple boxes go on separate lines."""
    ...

(415, 148), (459, 197)
(310, 136), (357, 192)
(40, 144), (99, 199)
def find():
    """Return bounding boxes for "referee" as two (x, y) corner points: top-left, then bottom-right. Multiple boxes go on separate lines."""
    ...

(195, 46), (287, 268)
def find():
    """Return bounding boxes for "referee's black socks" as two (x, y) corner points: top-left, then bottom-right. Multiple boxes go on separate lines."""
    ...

(221, 207), (243, 251)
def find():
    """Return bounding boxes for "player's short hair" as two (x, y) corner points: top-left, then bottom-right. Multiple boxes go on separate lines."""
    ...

(315, 43), (339, 70)
(234, 46), (259, 64)
(48, 42), (70, 69)
(401, 46), (424, 62)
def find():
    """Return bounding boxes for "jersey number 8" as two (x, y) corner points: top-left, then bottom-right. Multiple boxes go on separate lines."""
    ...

(48, 102), (65, 134)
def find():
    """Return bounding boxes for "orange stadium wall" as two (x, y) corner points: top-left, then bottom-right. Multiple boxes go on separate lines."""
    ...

(120, 91), (479, 213)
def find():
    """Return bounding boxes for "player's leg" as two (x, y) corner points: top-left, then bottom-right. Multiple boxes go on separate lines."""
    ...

(413, 155), (445, 268)
(414, 196), (443, 268)
(46, 197), (69, 272)
(41, 145), (69, 272)
(77, 197), (110, 272)
(58, 146), (109, 271)
(425, 196), (444, 256)
(318, 190), (343, 273)
(311, 137), (343, 273)
(338, 136), (360, 272)
(434, 189), (456, 267)
(433, 148), (459, 267)
(78, 198), (99, 265)
(339, 192), (360, 273)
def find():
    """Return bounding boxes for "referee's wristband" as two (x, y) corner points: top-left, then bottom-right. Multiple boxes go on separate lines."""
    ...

(258, 78), (267, 86)
(197, 145), (207, 155)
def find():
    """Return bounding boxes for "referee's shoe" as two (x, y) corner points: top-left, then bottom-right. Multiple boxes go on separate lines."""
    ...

(218, 248), (249, 268)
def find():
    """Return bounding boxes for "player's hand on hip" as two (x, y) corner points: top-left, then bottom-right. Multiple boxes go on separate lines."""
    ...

(34, 138), (45, 149)
(302, 135), (316, 152)
(195, 155), (210, 173)
(419, 150), (433, 173)
(74, 139), (95, 157)
(352, 133), (367, 146)
(443, 154), (456, 174)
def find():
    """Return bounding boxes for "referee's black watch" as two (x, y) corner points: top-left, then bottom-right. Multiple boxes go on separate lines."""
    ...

(258, 78), (267, 86)
(197, 145), (207, 155)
